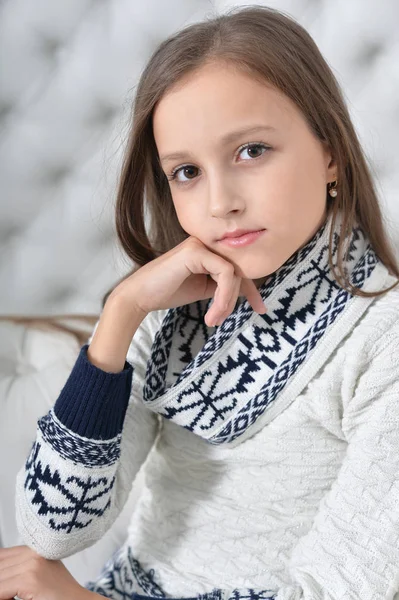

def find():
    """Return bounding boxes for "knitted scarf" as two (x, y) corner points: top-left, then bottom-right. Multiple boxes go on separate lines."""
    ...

(142, 209), (391, 447)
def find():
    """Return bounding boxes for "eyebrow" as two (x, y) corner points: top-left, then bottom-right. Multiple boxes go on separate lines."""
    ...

(159, 124), (277, 164)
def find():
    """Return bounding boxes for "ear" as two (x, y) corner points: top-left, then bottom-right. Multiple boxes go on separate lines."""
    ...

(322, 141), (338, 183)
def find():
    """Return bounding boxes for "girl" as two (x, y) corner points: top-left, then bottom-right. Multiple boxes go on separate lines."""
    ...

(2, 4), (399, 600)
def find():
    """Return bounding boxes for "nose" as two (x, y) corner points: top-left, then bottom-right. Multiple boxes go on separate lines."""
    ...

(208, 174), (245, 218)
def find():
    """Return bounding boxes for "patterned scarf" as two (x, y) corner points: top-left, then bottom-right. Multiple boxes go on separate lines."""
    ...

(142, 209), (391, 447)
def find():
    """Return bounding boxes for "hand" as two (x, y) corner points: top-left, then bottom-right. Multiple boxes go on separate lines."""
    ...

(0, 545), (93, 600)
(109, 235), (267, 327)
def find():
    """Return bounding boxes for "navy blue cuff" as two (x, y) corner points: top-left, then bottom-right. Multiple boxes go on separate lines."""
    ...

(53, 343), (133, 440)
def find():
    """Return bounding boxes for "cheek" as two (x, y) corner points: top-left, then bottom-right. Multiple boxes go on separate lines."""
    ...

(268, 149), (325, 206)
(173, 202), (201, 234)
(263, 154), (299, 196)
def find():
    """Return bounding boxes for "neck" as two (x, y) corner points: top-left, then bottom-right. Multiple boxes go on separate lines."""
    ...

(252, 208), (331, 290)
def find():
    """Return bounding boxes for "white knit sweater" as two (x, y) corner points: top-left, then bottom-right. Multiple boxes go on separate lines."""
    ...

(15, 274), (399, 600)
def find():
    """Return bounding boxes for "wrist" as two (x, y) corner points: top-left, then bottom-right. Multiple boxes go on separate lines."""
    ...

(107, 283), (148, 320)
(88, 294), (147, 373)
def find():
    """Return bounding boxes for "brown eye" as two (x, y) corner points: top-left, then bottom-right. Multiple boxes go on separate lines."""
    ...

(181, 166), (198, 179)
(168, 165), (199, 184)
(238, 143), (270, 161)
(248, 145), (263, 158)
(167, 142), (271, 186)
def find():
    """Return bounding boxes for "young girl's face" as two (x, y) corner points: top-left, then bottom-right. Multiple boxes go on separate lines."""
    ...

(153, 61), (336, 287)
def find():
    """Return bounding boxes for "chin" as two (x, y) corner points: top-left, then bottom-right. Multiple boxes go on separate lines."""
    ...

(233, 266), (271, 282)
(230, 257), (280, 281)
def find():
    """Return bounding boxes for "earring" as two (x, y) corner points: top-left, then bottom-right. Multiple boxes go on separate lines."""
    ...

(328, 178), (338, 198)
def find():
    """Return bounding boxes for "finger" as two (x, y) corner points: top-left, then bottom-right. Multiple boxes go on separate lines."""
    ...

(213, 267), (237, 314)
(0, 546), (28, 558)
(0, 570), (19, 600)
(240, 278), (268, 314)
(0, 555), (30, 577)
(0, 547), (31, 574)
(207, 268), (236, 326)
(185, 246), (267, 322)
(212, 275), (241, 326)
(202, 274), (218, 299)
(202, 257), (235, 310)
(204, 274), (265, 325)
(187, 251), (236, 326)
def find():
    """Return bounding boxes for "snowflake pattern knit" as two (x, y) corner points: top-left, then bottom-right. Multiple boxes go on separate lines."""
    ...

(15, 209), (399, 600)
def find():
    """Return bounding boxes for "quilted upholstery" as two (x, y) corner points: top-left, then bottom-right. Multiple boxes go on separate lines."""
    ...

(0, 0), (398, 588)
(0, 0), (398, 316)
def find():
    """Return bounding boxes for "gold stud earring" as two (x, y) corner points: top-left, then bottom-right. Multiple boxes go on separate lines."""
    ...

(328, 178), (338, 198)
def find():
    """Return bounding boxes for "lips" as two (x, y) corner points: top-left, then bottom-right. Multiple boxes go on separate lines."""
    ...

(218, 228), (264, 241)
(217, 229), (266, 247)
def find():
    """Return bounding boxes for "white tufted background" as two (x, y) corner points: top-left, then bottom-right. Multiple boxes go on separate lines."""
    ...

(1, 0), (399, 317)
(1, 0), (399, 587)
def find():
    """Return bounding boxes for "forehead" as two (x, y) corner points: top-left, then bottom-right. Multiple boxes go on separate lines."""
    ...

(152, 63), (312, 165)
(153, 64), (298, 133)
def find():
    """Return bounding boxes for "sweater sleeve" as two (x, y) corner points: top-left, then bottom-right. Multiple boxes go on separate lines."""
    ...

(15, 310), (164, 561)
(196, 316), (399, 600)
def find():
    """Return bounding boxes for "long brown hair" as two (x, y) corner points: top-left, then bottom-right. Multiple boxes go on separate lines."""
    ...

(102, 4), (399, 308)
